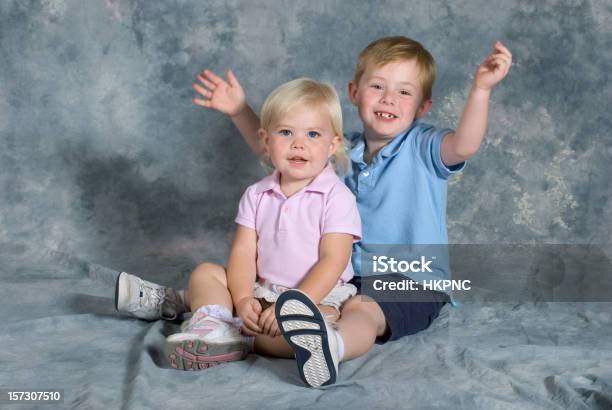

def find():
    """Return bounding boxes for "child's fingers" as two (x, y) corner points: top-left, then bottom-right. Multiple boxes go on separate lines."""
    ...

(257, 308), (269, 327)
(204, 69), (224, 85)
(240, 324), (259, 336)
(242, 305), (261, 330)
(483, 55), (510, 72)
(494, 41), (513, 59)
(270, 319), (280, 337)
(227, 69), (240, 88)
(192, 83), (212, 98)
(251, 299), (262, 315)
(243, 315), (261, 333)
(490, 55), (511, 73)
(192, 98), (211, 108)
(197, 74), (217, 91)
(263, 312), (276, 336)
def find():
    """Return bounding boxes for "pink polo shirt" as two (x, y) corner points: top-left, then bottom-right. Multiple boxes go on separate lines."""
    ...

(235, 164), (361, 288)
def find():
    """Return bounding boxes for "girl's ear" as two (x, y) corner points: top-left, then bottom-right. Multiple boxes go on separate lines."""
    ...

(258, 128), (269, 147)
(328, 135), (342, 157)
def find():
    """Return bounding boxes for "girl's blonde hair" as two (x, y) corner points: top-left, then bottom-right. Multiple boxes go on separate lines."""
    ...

(259, 78), (349, 175)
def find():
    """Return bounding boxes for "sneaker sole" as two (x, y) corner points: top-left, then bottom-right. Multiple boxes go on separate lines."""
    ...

(165, 339), (248, 371)
(275, 290), (336, 387)
(114, 272), (123, 311)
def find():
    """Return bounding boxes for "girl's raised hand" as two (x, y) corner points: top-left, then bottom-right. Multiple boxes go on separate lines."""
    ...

(474, 41), (512, 91)
(192, 69), (246, 117)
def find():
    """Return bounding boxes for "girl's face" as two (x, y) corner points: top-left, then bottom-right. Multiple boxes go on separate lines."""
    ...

(261, 105), (341, 190)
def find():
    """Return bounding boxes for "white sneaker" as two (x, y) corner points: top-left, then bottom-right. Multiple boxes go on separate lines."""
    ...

(165, 312), (249, 371)
(114, 272), (185, 320)
(275, 289), (340, 387)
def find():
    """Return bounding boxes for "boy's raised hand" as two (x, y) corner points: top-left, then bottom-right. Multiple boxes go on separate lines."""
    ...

(192, 69), (246, 116)
(474, 41), (512, 91)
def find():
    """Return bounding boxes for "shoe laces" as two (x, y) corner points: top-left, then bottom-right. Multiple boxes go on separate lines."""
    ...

(139, 282), (165, 309)
(184, 312), (225, 334)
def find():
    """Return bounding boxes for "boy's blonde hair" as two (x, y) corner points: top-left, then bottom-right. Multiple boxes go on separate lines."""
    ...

(260, 78), (349, 174)
(354, 36), (437, 102)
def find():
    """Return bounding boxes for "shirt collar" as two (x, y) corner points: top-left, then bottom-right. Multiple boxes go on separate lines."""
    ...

(254, 163), (339, 195)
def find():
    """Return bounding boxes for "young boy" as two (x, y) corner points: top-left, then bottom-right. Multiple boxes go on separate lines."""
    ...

(116, 36), (511, 387)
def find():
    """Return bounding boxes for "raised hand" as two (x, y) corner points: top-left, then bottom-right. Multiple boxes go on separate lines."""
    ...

(192, 69), (246, 116)
(474, 41), (512, 91)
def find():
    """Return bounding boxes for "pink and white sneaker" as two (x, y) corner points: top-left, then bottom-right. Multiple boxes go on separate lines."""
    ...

(165, 312), (249, 371)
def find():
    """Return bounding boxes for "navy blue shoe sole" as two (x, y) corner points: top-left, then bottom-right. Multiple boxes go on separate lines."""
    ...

(275, 289), (336, 387)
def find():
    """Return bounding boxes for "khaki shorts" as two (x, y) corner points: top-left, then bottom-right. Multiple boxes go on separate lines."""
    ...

(252, 280), (357, 311)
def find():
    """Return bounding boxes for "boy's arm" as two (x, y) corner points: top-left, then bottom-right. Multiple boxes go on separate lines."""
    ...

(298, 233), (354, 303)
(441, 41), (512, 166)
(192, 69), (264, 157)
(229, 104), (264, 157)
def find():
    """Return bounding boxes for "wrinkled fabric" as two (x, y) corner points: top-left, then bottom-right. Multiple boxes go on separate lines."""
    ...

(1, 243), (610, 409)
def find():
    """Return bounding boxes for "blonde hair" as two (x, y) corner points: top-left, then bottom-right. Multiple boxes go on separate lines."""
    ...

(259, 78), (349, 175)
(354, 36), (437, 102)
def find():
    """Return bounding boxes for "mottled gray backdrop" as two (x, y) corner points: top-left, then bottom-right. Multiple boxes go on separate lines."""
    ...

(1, 0), (611, 282)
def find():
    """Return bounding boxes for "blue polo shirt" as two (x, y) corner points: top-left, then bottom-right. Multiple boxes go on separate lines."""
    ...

(344, 119), (465, 296)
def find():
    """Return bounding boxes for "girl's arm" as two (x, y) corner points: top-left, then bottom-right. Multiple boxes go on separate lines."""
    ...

(298, 233), (354, 303)
(227, 224), (261, 332)
(227, 224), (257, 303)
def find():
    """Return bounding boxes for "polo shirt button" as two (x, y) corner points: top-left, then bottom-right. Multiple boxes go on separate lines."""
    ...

(362, 171), (369, 176)
(283, 207), (288, 212)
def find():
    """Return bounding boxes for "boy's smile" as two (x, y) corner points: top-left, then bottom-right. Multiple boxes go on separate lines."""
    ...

(349, 59), (432, 158)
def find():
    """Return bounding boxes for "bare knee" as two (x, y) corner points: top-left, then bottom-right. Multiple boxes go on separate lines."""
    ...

(341, 296), (386, 333)
(340, 295), (368, 313)
(190, 262), (227, 287)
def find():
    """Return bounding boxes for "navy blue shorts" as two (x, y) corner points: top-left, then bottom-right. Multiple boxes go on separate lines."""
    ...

(349, 274), (448, 344)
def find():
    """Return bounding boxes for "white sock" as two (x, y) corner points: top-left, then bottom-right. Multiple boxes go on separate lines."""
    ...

(333, 328), (345, 361)
(244, 335), (255, 352)
(196, 304), (233, 323)
(177, 290), (187, 310)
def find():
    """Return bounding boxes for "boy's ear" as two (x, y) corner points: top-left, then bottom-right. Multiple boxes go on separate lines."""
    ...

(416, 99), (433, 118)
(348, 81), (359, 106)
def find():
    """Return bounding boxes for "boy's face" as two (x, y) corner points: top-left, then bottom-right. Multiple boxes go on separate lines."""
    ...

(260, 105), (341, 187)
(349, 59), (432, 143)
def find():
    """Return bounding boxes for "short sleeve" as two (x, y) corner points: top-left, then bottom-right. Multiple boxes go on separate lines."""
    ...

(414, 124), (466, 179)
(234, 185), (258, 229)
(322, 182), (362, 241)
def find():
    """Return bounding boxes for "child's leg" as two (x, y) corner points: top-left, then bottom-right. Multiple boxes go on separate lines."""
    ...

(185, 262), (232, 312)
(335, 295), (387, 360)
(253, 334), (294, 358)
(166, 263), (251, 371)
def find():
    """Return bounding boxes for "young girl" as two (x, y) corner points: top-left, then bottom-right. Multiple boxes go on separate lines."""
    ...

(116, 78), (361, 385)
